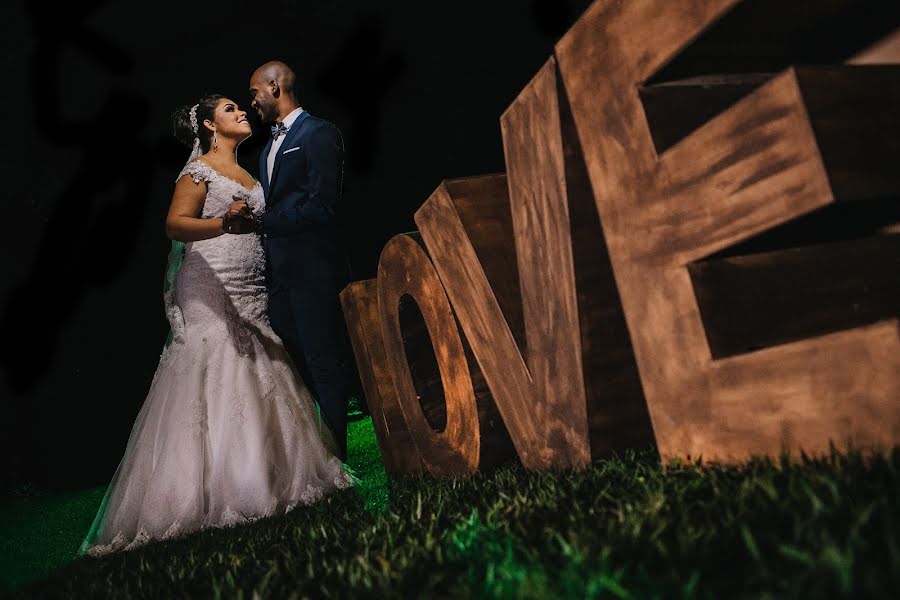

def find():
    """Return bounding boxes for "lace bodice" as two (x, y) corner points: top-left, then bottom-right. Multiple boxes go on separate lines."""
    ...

(165, 159), (269, 343)
(177, 159), (264, 217)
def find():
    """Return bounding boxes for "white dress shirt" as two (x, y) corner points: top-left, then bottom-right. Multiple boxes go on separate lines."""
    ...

(267, 106), (305, 183)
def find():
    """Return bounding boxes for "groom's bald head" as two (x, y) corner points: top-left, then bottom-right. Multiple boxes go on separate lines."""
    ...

(249, 60), (300, 123)
(252, 61), (297, 96)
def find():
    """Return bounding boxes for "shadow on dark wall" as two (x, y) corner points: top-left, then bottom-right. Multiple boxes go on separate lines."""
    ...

(0, 0), (595, 494)
(318, 14), (407, 175)
(2, 0), (154, 394)
(0, 0), (179, 491)
(532, 0), (579, 38)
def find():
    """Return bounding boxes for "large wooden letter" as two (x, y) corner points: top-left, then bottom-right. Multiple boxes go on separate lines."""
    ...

(502, 59), (654, 460)
(343, 0), (900, 474)
(556, 0), (900, 461)
(340, 280), (424, 477)
(377, 234), (518, 475)
(418, 174), (588, 470)
(415, 59), (656, 470)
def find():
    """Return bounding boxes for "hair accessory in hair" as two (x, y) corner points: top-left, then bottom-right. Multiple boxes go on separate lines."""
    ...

(189, 104), (199, 135)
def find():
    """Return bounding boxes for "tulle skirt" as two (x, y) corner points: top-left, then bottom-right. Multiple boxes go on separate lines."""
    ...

(79, 321), (353, 557)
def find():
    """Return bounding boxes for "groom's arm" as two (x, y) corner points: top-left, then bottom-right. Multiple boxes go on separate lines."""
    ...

(259, 122), (343, 238)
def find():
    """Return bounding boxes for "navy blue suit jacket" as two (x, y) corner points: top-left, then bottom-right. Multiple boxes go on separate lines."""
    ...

(259, 112), (348, 290)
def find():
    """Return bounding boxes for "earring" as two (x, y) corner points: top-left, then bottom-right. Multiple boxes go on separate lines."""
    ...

(213, 130), (218, 152)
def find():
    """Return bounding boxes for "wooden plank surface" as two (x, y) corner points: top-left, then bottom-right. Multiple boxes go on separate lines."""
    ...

(441, 176), (526, 350)
(639, 74), (772, 154)
(504, 58), (654, 459)
(850, 27), (900, 64)
(796, 66), (900, 201)
(649, 1), (900, 83)
(689, 234), (900, 358)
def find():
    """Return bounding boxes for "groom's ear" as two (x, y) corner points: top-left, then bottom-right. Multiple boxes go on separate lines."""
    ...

(270, 80), (281, 98)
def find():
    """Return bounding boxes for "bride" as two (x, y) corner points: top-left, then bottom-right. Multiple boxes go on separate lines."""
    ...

(79, 94), (353, 556)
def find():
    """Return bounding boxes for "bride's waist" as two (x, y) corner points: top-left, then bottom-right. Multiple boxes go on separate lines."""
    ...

(185, 237), (263, 258)
(181, 244), (264, 279)
(176, 263), (266, 298)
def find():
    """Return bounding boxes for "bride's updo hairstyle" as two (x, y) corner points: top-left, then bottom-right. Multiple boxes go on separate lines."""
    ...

(172, 94), (225, 153)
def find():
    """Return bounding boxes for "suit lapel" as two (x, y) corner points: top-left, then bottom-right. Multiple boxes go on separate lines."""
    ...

(269, 111), (310, 192)
(260, 136), (273, 196)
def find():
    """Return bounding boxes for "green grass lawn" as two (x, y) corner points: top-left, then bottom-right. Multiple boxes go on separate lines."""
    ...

(2, 418), (899, 598)
(0, 416), (387, 595)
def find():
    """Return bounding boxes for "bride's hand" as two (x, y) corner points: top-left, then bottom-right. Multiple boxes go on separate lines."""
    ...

(229, 197), (252, 216)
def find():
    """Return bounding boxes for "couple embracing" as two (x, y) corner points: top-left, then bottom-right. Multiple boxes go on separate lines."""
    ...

(80, 62), (356, 556)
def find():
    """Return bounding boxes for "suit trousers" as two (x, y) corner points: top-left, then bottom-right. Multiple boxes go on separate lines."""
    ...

(268, 283), (349, 461)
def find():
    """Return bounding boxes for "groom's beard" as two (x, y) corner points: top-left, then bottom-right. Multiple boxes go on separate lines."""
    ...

(259, 104), (277, 124)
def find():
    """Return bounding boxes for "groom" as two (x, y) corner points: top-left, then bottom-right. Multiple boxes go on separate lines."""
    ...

(225, 60), (351, 460)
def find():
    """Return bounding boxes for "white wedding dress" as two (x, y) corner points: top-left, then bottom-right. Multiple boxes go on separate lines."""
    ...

(80, 159), (353, 557)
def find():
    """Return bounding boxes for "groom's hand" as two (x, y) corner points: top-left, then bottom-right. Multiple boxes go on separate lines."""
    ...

(222, 197), (258, 234)
(223, 212), (255, 234)
(222, 210), (256, 234)
(229, 198), (252, 216)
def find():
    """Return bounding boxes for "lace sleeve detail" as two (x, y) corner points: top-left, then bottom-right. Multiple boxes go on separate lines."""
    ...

(177, 160), (216, 185)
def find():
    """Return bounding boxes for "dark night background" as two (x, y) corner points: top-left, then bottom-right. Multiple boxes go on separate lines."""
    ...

(3, 0), (898, 496)
(0, 0), (594, 494)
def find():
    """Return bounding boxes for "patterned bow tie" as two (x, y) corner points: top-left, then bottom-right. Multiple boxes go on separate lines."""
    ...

(270, 122), (288, 139)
